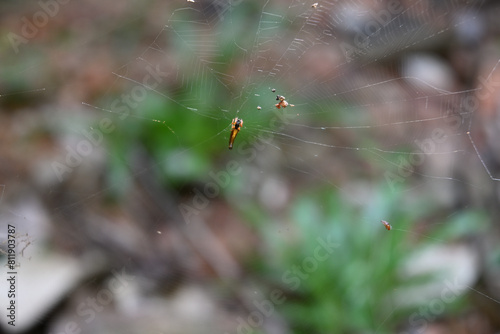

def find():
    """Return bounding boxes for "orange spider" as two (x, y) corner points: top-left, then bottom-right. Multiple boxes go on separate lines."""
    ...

(228, 117), (243, 149)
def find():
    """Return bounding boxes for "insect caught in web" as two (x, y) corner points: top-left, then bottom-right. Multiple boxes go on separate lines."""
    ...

(381, 220), (392, 231)
(275, 95), (294, 109)
(228, 117), (243, 150)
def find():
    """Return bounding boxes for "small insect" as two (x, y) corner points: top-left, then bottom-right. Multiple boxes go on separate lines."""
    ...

(229, 117), (243, 149)
(257, 106), (262, 110)
(312, 3), (318, 8)
(275, 95), (292, 109)
(381, 220), (392, 230)
(271, 88), (276, 92)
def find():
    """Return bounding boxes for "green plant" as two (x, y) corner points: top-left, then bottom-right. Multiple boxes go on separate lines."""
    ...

(239, 184), (485, 333)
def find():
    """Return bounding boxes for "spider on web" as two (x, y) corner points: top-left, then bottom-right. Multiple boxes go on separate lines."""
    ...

(228, 117), (243, 150)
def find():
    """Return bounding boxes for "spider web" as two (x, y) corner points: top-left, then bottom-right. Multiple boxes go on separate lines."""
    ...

(82, 0), (499, 204)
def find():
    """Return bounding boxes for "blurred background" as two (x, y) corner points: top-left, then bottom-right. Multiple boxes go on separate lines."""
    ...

(1, 0), (500, 333)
